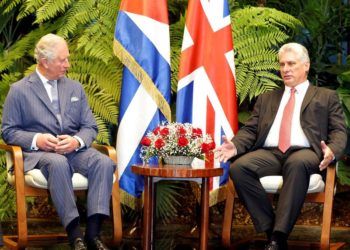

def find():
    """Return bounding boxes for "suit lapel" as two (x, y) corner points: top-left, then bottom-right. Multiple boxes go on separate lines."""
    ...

(301, 85), (317, 112)
(270, 88), (284, 118)
(28, 73), (57, 116)
(57, 78), (70, 116)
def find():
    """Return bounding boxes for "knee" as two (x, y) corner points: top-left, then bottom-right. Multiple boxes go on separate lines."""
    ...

(229, 160), (245, 182)
(40, 155), (71, 176)
(90, 154), (116, 175)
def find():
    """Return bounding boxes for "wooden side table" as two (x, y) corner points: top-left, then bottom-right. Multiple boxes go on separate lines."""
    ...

(132, 163), (223, 250)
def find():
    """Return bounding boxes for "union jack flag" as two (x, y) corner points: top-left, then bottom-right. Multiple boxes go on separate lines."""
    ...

(176, 0), (238, 205)
(114, 0), (171, 208)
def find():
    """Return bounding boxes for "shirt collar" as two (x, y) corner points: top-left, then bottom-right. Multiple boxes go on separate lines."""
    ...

(36, 68), (57, 85)
(284, 80), (309, 94)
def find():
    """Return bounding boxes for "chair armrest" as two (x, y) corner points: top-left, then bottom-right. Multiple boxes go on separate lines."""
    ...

(325, 163), (336, 195)
(0, 143), (25, 178)
(92, 143), (117, 165)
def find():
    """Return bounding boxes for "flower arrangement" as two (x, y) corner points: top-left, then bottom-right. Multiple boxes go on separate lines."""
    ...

(140, 122), (216, 163)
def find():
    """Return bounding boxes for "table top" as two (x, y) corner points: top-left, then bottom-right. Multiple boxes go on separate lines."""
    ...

(131, 164), (223, 178)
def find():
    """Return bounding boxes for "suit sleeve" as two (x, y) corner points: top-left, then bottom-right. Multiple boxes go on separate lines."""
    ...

(1, 85), (38, 150)
(73, 85), (98, 148)
(326, 91), (347, 160)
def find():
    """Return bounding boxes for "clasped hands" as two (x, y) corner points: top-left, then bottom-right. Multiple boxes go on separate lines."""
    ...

(214, 136), (335, 171)
(37, 133), (80, 155)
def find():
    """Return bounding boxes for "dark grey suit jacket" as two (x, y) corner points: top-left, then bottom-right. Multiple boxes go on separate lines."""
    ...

(232, 85), (347, 160)
(1, 72), (98, 171)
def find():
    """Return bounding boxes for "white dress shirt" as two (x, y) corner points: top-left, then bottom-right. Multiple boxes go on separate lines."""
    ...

(264, 80), (310, 148)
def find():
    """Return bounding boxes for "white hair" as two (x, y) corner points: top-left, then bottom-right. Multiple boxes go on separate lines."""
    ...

(34, 33), (67, 62)
(278, 43), (310, 63)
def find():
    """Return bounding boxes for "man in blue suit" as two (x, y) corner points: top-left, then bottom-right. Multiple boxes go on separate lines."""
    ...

(2, 34), (115, 250)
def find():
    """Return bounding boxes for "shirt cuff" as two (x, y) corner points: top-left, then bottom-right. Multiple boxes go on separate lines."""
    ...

(73, 135), (85, 151)
(31, 133), (40, 151)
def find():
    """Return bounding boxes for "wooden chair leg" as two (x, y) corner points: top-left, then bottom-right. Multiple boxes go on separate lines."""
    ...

(111, 171), (123, 246)
(320, 165), (336, 250)
(222, 179), (235, 247)
(14, 149), (28, 249)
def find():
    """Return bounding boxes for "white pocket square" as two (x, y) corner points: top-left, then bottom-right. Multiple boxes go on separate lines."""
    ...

(71, 96), (79, 102)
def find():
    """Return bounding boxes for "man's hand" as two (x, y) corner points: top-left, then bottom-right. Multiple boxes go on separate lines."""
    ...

(36, 133), (59, 152)
(55, 135), (80, 155)
(214, 136), (237, 163)
(319, 140), (335, 171)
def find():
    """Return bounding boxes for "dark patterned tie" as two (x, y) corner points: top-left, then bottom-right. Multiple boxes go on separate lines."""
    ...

(48, 80), (62, 129)
(278, 87), (296, 153)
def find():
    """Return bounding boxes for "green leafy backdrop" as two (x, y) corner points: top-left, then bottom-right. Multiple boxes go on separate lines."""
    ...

(0, 0), (323, 221)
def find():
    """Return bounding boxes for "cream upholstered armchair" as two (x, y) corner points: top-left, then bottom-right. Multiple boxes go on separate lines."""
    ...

(221, 163), (345, 250)
(0, 143), (122, 250)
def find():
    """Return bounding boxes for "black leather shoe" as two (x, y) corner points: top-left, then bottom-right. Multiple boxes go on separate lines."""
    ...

(264, 240), (288, 250)
(71, 237), (87, 250)
(86, 236), (109, 250)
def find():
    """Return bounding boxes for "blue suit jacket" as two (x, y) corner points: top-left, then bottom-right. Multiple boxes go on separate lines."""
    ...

(1, 72), (98, 171)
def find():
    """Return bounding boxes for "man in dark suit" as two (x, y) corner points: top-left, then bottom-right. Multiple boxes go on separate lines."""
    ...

(215, 43), (347, 249)
(2, 34), (115, 250)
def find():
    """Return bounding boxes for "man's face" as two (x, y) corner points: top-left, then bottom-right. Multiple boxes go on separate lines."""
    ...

(279, 51), (310, 87)
(42, 41), (70, 80)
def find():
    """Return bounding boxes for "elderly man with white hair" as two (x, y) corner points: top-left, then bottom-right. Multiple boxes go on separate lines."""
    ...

(2, 34), (115, 250)
(215, 43), (347, 249)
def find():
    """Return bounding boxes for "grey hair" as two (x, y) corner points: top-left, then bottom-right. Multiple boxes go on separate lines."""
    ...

(278, 43), (310, 63)
(34, 34), (67, 62)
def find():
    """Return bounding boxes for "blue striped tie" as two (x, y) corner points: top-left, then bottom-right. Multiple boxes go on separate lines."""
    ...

(48, 80), (62, 129)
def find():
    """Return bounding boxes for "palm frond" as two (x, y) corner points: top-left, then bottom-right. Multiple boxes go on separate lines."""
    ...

(233, 6), (303, 102)
(0, 0), (23, 14)
(94, 115), (111, 145)
(35, 0), (74, 24)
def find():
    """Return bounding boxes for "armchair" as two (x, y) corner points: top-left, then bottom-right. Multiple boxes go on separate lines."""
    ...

(0, 143), (122, 249)
(221, 163), (345, 249)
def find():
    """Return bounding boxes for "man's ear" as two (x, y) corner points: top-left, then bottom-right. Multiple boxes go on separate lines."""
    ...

(41, 58), (49, 69)
(304, 62), (310, 73)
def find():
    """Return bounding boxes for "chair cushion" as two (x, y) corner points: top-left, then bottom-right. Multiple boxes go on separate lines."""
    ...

(8, 169), (116, 190)
(260, 173), (325, 193)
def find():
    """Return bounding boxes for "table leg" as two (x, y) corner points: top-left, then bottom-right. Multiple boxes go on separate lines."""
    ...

(143, 176), (154, 250)
(200, 177), (209, 250)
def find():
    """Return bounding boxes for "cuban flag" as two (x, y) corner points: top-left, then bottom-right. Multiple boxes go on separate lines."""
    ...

(176, 0), (238, 205)
(114, 0), (171, 207)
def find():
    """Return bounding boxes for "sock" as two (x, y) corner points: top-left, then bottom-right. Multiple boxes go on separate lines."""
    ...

(85, 214), (105, 241)
(66, 217), (83, 244)
(265, 228), (273, 241)
(271, 230), (288, 244)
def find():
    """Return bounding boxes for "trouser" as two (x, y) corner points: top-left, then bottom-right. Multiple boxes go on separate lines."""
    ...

(229, 147), (321, 234)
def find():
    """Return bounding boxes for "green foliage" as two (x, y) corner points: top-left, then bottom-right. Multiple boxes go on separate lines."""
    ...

(337, 160), (350, 186)
(0, 151), (16, 220)
(156, 181), (185, 224)
(265, 0), (350, 87)
(232, 7), (303, 103)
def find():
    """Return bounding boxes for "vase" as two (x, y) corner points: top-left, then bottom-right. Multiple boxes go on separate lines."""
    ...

(163, 156), (194, 165)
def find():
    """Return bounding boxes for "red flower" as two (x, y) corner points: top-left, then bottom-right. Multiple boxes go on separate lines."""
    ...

(160, 127), (169, 136)
(153, 126), (161, 135)
(155, 138), (165, 149)
(141, 137), (151, 146)
(192, 128), (202, 137)
(178, 136), (189, 147)
(201, 141), (216, 153)
(178, 126), (187, 136)
(209, 141), (216, 150)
